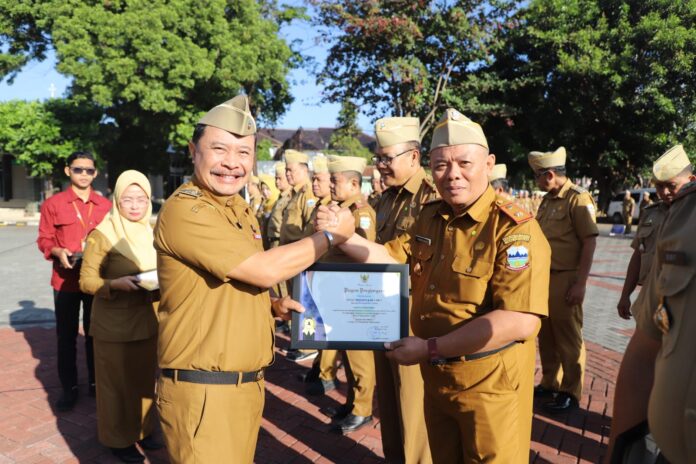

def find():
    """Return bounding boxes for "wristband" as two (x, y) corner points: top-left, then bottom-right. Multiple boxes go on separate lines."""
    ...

(322, 230), (334, 248)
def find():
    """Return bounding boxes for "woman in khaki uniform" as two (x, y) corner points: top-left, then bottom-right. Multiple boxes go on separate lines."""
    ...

(80, 170), (160, 463)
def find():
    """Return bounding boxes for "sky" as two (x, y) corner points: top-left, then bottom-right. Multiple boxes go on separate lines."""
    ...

(0, 12), (375, 135)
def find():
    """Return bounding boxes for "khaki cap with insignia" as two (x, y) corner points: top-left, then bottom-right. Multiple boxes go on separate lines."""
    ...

(653, 144), (691, 181)
(284, 149), (309, 164)
(312, 156), (329, 174)
(375, 117), (420, 148)
(274, 162), (286, 175)
(489, 163), (507, 181)
(430, 109), (488, 150)
(528, 147), (567, 171)
(328, 156), (367, 174)
(198, 95), (256, 136)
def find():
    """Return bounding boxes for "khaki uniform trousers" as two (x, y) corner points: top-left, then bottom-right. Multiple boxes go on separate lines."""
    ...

(319, 349), (339, 381)
(538, 270), (586, 400)
(374, 352), (432, 464)
(94, 336), (157, 448)
(344, 350), (376, 417)
(157, 376), (264, 464)
(420, 342), (535, 464)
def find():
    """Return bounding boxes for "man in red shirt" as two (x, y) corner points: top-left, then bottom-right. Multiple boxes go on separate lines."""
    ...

(37, 152), (111, 411)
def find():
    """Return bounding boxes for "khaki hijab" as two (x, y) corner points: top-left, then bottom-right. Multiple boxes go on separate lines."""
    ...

(95, 170), (156, 272)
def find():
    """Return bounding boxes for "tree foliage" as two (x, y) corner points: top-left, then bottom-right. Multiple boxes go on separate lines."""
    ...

(313, 0), (518, 138)
(327, 99), (372, 159)
(0, 0), (304, 181)
(480, 0), (696, 194)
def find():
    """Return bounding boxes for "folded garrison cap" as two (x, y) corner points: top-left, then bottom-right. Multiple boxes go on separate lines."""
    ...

(430, 109), (488, 150)
(198, 95), (256, 136)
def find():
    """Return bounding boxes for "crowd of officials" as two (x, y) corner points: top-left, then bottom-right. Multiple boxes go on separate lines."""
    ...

(35, 94), (696, 464)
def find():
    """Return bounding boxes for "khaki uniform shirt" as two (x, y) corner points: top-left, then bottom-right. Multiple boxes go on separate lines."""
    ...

(320, 194), (376, 263)
(153, 179), (274, 372)
(80, 230), (158, 342)
(280, 182), (317, 245)
(303, 195), (332, 237)
(535, 179), (598, 271)
(622, 197), (636, 218)
(266, 190), (291, 243)
(630, 202), (669, 286)
(374, 168), (439, 244)
(631, 182), (696, 463)
(384, 186), (550, 339)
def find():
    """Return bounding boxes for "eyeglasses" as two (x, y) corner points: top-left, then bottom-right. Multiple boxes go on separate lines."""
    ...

(70, 167), (96, 175)
(533, 169), (552, 179)
(371, 148), (414, 166)
(119, 197), (149, 206)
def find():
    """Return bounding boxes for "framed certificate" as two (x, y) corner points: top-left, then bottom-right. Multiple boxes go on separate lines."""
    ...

(290, 263), (409, 350)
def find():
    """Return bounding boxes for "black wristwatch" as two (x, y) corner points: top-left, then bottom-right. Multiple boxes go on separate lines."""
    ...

(427, 337), (446, 366)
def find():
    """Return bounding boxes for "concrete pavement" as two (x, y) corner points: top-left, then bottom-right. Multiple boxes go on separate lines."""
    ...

(0, 225), (639, 463)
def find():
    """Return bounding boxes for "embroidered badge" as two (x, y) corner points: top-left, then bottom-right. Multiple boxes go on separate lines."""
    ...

(474, 242), (485, 251)
(359, 216), (371, 229)
(306, 199), (317, 207)
(506, 246), (529, 271)
(302, 317), (316, 336)
(502, 234), (531, 244)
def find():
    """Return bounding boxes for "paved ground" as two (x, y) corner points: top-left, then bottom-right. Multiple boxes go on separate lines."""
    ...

(0, 225), (637, 463)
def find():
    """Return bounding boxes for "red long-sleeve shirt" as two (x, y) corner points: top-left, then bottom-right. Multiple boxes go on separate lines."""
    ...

(37, 187), (111, 292)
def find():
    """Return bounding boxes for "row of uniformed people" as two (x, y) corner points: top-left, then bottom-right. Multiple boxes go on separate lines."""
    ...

(148, 92), (619, 464)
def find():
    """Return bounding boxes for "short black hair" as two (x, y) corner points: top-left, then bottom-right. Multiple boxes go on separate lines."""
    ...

(191, 124), (207, 146)
(490, 178), (508, 191)
(66, 151), (95, 166)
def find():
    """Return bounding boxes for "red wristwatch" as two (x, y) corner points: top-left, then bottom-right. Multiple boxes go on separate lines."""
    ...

(427, 337), (446, 365)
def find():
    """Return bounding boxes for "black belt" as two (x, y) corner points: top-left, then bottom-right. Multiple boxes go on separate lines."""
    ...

(444, 341), (518, 363)
(268, 237), (280, 242)
(161, 368), (264, 385)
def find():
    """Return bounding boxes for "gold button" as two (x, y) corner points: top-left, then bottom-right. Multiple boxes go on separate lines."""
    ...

(420, 315), (425, 320)
(428, 284), (435, 290)
(466, 267), (472, 273)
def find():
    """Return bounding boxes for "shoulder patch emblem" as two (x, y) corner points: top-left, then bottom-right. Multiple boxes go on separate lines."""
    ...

(306, 198), (317, 207)
(359, 216), (371, 230)
(586, 204), (596, 218)
(502, 234), (531, 244)
(506, 245), (529, 271)
(178, 188), (202, 198)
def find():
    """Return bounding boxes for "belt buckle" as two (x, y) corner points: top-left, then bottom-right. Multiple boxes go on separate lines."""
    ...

(256, 370), (264, 381)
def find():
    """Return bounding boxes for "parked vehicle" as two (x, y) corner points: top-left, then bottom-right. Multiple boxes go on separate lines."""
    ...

(606, 188), (656, 223)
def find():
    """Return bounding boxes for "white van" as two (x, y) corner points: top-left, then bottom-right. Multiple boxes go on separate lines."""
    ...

(606, 188), (656, 223)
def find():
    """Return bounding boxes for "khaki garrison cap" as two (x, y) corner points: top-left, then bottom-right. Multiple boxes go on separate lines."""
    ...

(312, 156), (329, 174)
(430, 109), (488, 150)
(328, 156), (367, 175)
(284, 149), (309, 164)
(375, 117), (420, 148)
(274, 162), (286, 175)
(653, 144), (691, 181)
(258, 174), (274, 187)
(199, 95), (256, 136)
(528, 147), (566, 171)
(489, 164), (507, 181)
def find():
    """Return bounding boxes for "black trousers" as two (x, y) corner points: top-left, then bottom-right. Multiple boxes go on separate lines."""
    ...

(53, 290), (94, 392)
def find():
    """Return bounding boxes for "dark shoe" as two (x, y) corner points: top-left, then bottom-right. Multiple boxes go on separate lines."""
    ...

(110, 445), (145, 463)
(336, 414), (373, 434)
(297, 366), (320, 383)
(286, 349), (318, 363)
(543, 392), (578, 413)
(306, 379), (339, 396)
(88, 383), (96, 397)
(320, 404), (352, 420)
(137, 434), (164, 450)
(55, 386), (78, 412)
(533, 385), (555, 398)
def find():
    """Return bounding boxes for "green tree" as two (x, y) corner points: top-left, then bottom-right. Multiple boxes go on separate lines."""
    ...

(313, 0), (518, 139)
(0, 0), (304, 183)
(328, 99), (372, 159)
(488, 0), (696, 203)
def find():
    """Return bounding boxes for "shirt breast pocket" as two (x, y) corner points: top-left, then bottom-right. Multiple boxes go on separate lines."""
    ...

(444, 255), (491, 304)
(55, 212), (77, 226)
(636, 224), (654, 248)
(657, 265), (694, 357)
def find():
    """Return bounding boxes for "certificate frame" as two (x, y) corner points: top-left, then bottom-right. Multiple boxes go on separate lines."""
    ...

(290, 262), (409, 351)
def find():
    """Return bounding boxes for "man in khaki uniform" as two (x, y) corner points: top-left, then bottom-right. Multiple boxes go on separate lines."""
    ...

(318, 155), (378, 434)
(367, 169), (383, 209)
(280, 150), (317, 245)
(319, 109), (551, 463)
(489, 163), (513, 200)
(627, 175), (696, 464)
(371, 116), (437, 464)
(265, 162), (291, 250)
(153, 95), (352, 464)
(622, 190), (636, 234)
(528, 147), (598, 412)
(606, 145), (694, 461)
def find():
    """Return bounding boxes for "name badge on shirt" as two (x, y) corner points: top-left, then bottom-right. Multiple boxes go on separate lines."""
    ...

(415, 235), (431, 245)
(253, 233), (262, 240)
